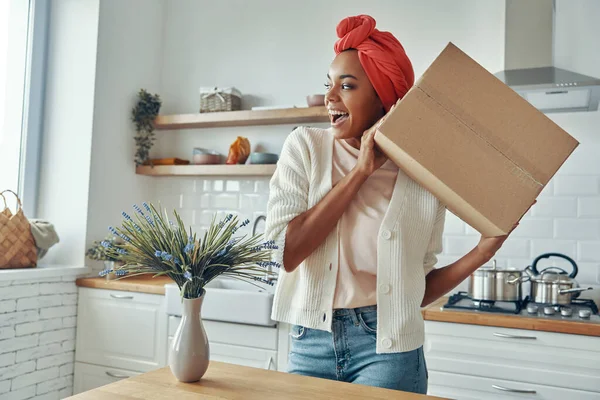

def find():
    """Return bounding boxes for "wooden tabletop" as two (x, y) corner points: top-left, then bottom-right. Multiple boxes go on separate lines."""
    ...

(76, 275), (173, 295)
(423, 297), (600, 337)
(66, 361), (445, 400)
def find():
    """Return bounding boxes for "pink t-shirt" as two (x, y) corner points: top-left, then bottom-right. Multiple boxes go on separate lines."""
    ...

(332, 138), (398, 310)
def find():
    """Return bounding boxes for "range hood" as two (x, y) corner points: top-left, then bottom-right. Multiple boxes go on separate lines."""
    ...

(494, 0), (600, 113)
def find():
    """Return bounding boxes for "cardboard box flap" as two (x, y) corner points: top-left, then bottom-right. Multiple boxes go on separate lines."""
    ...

(414, 43), (578, 185)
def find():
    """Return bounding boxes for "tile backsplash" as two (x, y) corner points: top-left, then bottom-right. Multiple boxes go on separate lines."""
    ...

(155, 177), (271, 239)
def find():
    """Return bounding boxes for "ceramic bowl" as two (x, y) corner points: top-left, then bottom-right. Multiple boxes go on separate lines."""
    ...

(306, 94), (325, 107)
(193, 149), (221, 165)
(249, 152), (279, 164)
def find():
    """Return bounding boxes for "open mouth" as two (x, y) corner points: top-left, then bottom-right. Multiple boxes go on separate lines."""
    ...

(329, 110), (349, 126)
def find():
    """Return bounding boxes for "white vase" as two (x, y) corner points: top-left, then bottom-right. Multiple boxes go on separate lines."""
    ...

(169, 296), (210, 382)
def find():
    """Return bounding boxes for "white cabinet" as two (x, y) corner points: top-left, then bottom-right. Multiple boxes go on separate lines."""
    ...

(73, 362), (141, 394)
(424, 321), (600, 399)
(167, 316), (285, 371)
(74, 288), (168, 395)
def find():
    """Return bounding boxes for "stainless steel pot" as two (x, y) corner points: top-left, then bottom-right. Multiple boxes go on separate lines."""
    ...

(525, 253), (593, 305)
(468, 260), (523, 301)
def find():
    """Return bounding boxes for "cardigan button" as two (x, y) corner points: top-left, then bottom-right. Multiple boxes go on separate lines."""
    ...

(381, 338), (392, 349)
(379, 284), (390, 294)
(381, 230), (392, 240)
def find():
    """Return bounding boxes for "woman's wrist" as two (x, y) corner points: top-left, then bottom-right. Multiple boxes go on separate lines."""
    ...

(349, 168), (369, 185)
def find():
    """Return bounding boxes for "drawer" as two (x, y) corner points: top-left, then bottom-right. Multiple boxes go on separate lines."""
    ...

(73, 362), (141, 395)
(428, 370), (600, 400)
(425, 321), (600, 393)
(168, 316), (277, 350)
(76, 288), (167, 372)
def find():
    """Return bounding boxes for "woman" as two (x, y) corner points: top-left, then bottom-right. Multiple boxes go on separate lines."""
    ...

(265, 14), (525, 394)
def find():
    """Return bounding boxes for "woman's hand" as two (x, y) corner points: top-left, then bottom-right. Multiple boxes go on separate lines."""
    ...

(475, 200), (537, 261)
(355, 103), (397, 178)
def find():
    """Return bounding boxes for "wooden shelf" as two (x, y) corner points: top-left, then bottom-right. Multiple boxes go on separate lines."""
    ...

(136, 164), (277, 177)
(154, 106), (329, 130)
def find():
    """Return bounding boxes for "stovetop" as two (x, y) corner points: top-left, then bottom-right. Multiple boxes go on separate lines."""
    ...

(443, 292), (600, 323)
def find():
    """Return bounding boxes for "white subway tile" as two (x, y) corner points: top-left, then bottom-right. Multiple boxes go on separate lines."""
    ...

(444, 236), (479, 256)
(58, 387), (73, 398)
(172, 209), (195, 226)
(16, 319), (62, 337)
(40, 306), (76, 320)
(198, 210), (215, 226)
(0, 281), (11, 288)
(38, 283), (77, 296)
(578, 197), (600, 217)
(215, 211), (239, 221)
(210, 193), (239, 210)
(554, 176), (599, 195)
(510, 218), (554, 238)
(17, 295), (62, 311)
(0, 380), (10, 394)
(0, 361), (35, 381)
(443, 211), (466, 235)
(506, 258), (532, 269)
(531, 239), (577, 259)
(0, 311), (39, 328)
(574, 262), (599, 286)
(0, 327), (15, 341)
(212, 180), (224, 192)
(0, 285), (40, 300)
(240, 194), (268, 213)
(61, 294), (78, 306)
(578, 241), (600, 262)
(225, 180), (240, 192)
(59, 363), (74, 377)
(3, 385), (36, 400)
(254, 179), (270, 194)
(39, 329), (75, 345)
(530, 197), (577, 217)
(37, 376), (71, 396)
(12, 277), (61, 285)
(177, 178), (197, 194)
(240, 180), (255, 193)
(16, 344), (62, 363)
(11, 366), (59, 390)
(0, 300), (16, 314)
(554, 219), (600, 240)
(62, 317), (76, 329)
(0, 335), (38, 355)
(558, 143), (600, 175)
(61, 340), (75, 352)
(36, 352), (74, 371)
(496, 239), (531, 258)
(61, 276), (76, 283)
(180, 194), (209, 209)
(0, 352), (15, 368)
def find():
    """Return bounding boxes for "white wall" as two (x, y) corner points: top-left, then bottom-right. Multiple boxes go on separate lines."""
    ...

(84, 0), (165, 273)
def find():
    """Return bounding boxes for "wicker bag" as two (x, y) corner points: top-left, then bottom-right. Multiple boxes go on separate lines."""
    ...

(0, 190), (37, 269)
(199, 87), (242, 113)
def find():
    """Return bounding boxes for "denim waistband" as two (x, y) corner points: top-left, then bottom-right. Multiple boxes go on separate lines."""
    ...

(332, 304), (377, 318)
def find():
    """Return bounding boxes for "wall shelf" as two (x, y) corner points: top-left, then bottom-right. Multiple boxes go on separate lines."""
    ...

(136, 164), (277, 177)
(154, 106), (328, 130)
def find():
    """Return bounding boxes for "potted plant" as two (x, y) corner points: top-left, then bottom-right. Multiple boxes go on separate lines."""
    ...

(85, 236), (124, 280)
(100, 202), (278, 382)
(132, 89), (162, 166)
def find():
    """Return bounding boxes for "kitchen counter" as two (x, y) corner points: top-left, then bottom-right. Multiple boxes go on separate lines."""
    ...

(76, 275), (173, 295)
(66, 361), (445, 400)
(423, 297), (600, 337)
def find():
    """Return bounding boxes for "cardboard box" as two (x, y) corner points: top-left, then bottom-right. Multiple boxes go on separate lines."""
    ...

(375, 43), (579, 237)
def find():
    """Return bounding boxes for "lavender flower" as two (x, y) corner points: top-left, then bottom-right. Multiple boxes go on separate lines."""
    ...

(133, 204), (145, 216)
(184, 243), (194, 254)
(99, 269), (111, 277)
(119, 233), (132, 243)
(101, 241), (111, 248)
(145, 215), (155, 227)
(142, 202), (151, 212)
(154, 250), (162, 257)
(122, 212), (133, 222)
(114, 270), (128, 276)
(183, 270), (192, 281)
(108, 226), (119, 236)
(116, 248), (127, 255)
(252, 276), (275, 286)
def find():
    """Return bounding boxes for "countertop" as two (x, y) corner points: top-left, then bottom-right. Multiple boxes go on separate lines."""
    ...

(66, 361), (445, 400)
(76, 275), (173, 295)
(76, 277), (599, 337)
(423, 297), (600, 337)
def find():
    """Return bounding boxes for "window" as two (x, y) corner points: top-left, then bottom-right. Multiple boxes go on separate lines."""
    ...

(0, 0), (47, 216)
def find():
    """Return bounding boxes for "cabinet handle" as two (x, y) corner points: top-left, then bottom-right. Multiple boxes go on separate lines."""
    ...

(110, 294), (134, 300)
(105, 371), (130, 379)
(264, 356), (274, 370)
(492, 384), (536, 394)
(493, 332), (537, 340)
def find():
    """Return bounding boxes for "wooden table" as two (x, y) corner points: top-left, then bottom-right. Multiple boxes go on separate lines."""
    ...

(66, 361), (446, 400)
(76, 275), (173, 295)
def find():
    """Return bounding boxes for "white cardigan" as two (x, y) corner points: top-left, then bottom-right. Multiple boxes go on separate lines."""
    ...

(265, 126), (446, 353)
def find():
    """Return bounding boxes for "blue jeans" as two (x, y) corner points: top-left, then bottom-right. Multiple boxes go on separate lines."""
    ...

(287, 305), (428, 394)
